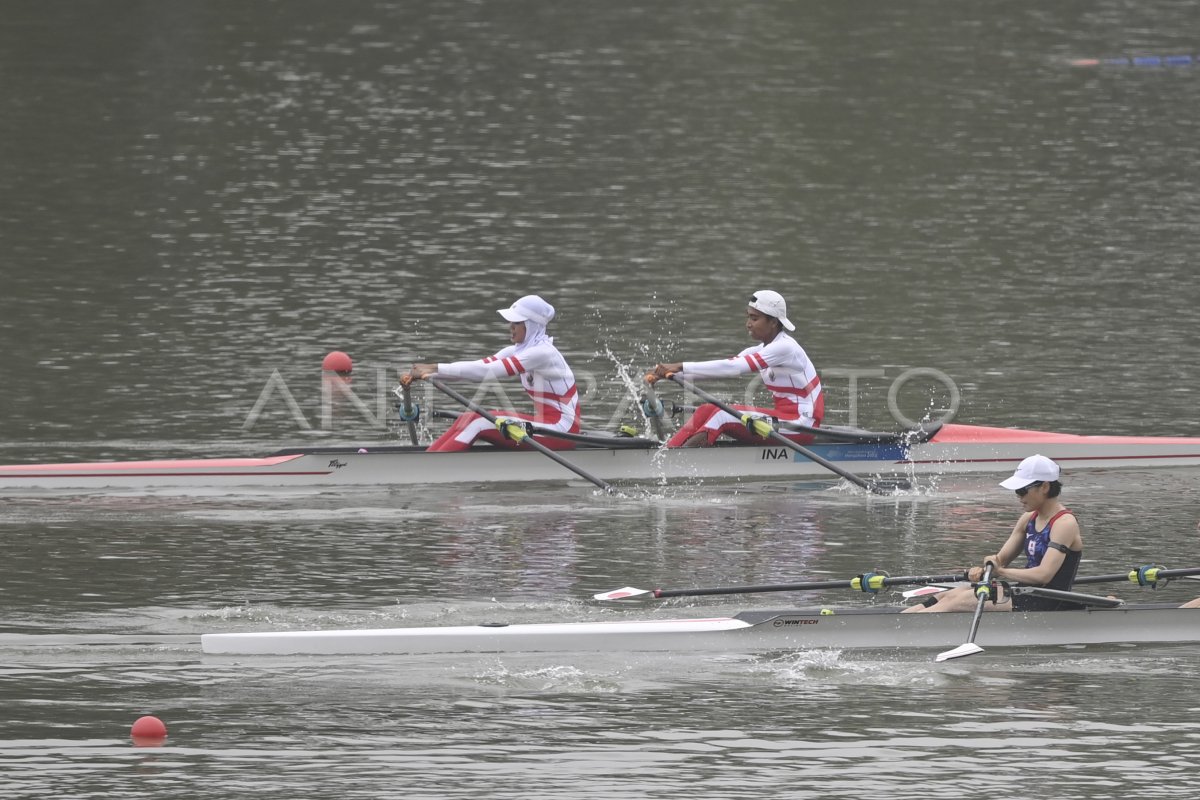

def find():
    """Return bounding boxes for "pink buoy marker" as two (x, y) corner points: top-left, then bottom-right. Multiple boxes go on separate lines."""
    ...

(322, 350), (353, 376)
(130, 715), (168, 747)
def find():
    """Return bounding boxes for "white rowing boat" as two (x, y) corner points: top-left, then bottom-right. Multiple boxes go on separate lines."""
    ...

(3, 421), (1200, 491)
(199, 602), (1200, 656)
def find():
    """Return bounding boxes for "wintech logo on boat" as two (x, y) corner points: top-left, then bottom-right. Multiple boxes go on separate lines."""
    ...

(773, 618), (819, 627)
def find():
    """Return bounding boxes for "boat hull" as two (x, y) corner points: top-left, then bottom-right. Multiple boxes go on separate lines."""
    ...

(4, 423), (1200, 490)
(200, 604), (1200, 656)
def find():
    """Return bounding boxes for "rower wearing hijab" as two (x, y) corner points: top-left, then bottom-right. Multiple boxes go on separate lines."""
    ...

(408, 295), (581, 452)
(650, 290), (824, 447)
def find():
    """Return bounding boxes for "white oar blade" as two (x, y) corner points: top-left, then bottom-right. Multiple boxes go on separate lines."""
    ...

(902, 584), (958, 599)
(935, 642), (985, 662)
(592, 586), (652, 601)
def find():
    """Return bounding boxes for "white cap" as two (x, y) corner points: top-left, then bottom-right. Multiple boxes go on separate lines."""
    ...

(498, 295), (555, 326)
(748, 290), (795, 332)
(999, 454), (1060, 490)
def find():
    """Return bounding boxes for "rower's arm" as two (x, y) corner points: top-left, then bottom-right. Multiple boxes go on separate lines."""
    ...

(995, 524), (1027, 566)
(680, 353), (757, 378)
(995, 515), (1081, 585)
(438, 349), (521, 382)
(991, 516), (1030, 567)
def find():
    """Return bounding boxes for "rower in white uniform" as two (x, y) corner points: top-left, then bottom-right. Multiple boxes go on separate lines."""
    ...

(651, 290), (824, 447)
(407, 295), (581, 452)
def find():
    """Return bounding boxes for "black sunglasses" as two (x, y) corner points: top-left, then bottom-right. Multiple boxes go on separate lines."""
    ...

(1015, 481), (1043, 497)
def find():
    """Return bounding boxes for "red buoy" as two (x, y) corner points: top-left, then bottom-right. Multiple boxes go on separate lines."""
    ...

(322, 351), (353, 375)
(130, 715), (168, 746)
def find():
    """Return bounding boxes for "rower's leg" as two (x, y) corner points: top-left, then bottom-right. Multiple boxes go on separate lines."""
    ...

(426, 413), (494, 452)
(666, 404), (721, 447)
(903, 586), (1012, 613)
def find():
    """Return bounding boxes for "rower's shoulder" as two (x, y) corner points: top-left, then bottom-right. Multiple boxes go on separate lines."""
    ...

(1054, 506), (1079, 523)
(1050, 508), (1082, 536)
(759, 332), (806, 357)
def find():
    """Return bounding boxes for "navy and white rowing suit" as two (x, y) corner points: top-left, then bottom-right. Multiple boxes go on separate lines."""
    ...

(1011, 508), (1082, 611)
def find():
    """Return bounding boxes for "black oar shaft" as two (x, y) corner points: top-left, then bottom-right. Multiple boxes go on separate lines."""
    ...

(428, 377), (617, 494)
(1072, 566), (1200, 586)
(647, 566), (1200, 602)
(657, 580), (850, 598)
(652, 572), (967, 599)
(665, 374), (885, 494)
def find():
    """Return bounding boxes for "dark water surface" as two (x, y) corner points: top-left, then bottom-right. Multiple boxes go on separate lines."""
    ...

(2, 2), (1199, 798)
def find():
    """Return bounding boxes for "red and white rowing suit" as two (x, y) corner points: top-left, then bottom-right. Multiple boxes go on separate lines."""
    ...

(668, 332), (824, 447)
(427, 339), (581, 452)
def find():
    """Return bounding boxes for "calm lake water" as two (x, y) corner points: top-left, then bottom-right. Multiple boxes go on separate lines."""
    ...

(2, 1), (1199, 798)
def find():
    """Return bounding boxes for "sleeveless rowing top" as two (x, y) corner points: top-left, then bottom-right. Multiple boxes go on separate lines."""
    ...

(1012, 508), (1082, 611)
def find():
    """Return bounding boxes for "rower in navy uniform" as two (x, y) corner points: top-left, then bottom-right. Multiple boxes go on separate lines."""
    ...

(903, 454), (1084, 613)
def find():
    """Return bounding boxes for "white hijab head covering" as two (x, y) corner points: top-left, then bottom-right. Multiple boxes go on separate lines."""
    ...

(497, 295), (555, 351)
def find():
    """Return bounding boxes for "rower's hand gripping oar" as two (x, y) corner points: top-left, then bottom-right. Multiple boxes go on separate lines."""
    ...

(935, 562), (995, 662)
(651, 373), (889, 494)
(594, 571), (969, 601)
(421, 376), (618, 495)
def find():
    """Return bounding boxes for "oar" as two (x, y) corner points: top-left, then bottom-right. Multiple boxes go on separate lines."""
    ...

(902, 566), (1200, 602)
(657, 373), (889, 494)
(425, 377), (618, 495)
(594, 571), (967, 601)
(935, 563), (995, 662)
(1071, 565), (1200, 588)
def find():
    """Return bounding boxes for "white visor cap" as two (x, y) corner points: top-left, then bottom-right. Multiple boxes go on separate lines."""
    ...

(748, 290), (795, 331)
(497, 295), (555, 326)
(999, 454), (1061, 490)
